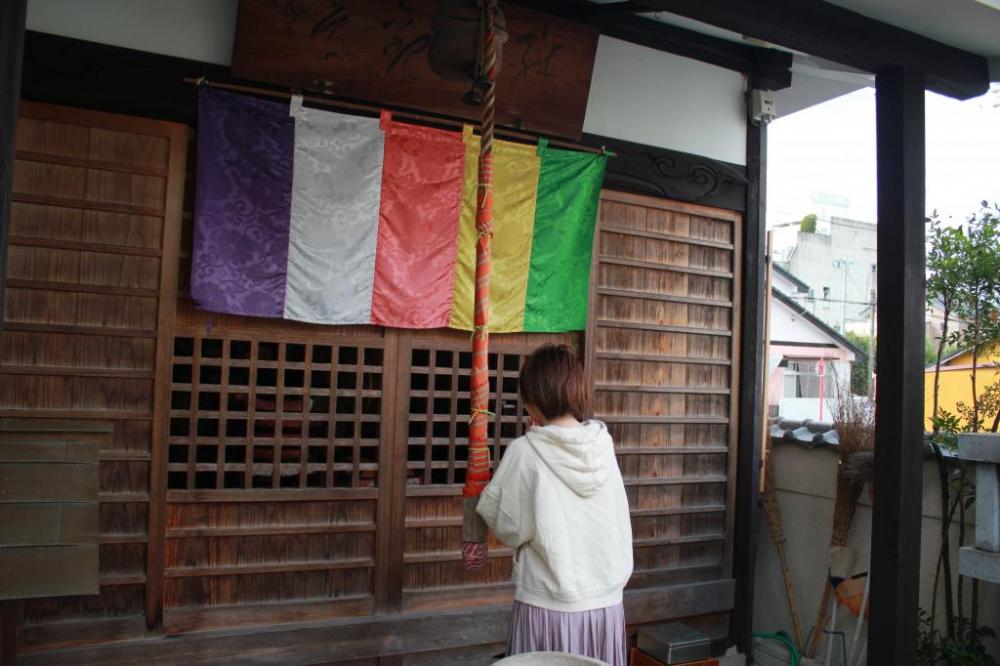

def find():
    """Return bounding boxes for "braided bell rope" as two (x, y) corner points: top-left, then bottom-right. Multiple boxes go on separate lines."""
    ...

(462, 0), (498, 571)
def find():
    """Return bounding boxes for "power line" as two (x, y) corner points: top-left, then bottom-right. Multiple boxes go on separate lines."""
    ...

(785, 296), (876, 307)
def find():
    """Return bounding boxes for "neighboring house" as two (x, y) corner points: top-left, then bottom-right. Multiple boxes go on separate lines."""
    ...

(926, 295), (970, 343)
(927, 296), (949, 342)
(768, 265), (867, 421)
(777, 216), (877, 334)
(924, 344), (1000, 428)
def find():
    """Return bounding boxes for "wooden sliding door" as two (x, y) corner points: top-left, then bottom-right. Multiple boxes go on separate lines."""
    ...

(2, 101), (187, 649)
(586, 190), (741, 598)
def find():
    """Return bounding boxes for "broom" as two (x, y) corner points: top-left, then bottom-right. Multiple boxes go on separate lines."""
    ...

(759, 232), (806, 650)
(804, 397), (874, 657)
(804, 460), (867, 657)
(762, 449), (806, 650)
(825, 546), (857, 666)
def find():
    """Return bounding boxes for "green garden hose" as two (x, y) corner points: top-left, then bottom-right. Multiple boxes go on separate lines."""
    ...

(752, 631), (801, 666)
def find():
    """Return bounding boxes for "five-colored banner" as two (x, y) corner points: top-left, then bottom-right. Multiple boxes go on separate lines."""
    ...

(192, 87), (606, 333)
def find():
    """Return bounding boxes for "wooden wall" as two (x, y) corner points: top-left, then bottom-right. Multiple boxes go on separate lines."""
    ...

(6, 101), (739, 663)
(2, 101), (186, 650)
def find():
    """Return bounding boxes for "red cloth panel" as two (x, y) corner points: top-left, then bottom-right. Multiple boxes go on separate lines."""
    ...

(371, 113), (466, 328)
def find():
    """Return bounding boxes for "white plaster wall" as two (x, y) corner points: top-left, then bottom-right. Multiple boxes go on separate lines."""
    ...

(583, 36), (747, 165)
(776, 397), (838, 422)
(773, 272), (805, 296)
(26, 4), (748, 165)
(771, 298), (846, 349)
(754, 444), (1000, 660)
(26, 0), (238, 65)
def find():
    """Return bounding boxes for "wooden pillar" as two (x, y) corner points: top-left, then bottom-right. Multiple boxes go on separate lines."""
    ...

(0, 4), (27, 661)
(869, 66), (925, 666)
(0, 602), (18, 666)
(0, 0), (25, 342)
(731, 102), (767, 654)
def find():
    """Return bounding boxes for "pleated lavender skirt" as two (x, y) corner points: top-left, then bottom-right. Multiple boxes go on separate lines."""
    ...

(506, 600), (627, 666)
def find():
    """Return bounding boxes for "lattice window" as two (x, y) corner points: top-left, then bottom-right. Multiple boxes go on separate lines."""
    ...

(168, 336), (383, 490)
(405, 347), (530, 485)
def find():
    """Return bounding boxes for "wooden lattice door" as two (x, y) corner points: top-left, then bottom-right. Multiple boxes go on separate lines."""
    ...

(161, 307), (391, 631)
(395, 331), (577, 613)
(586, 190), (741, 594)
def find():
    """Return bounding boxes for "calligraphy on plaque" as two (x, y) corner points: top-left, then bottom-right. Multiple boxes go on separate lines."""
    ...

(231, 0), (599, 140)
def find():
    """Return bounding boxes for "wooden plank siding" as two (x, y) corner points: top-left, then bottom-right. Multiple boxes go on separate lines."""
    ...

(585, 190), (741, 593)
(2, 101), (187, 649)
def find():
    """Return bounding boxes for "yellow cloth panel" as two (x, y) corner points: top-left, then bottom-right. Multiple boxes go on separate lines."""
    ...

(449, 128), (540, 332)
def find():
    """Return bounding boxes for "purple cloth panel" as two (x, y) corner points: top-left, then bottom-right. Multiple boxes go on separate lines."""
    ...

(191, 87), (294, 318)
(507, 601), (627, 666)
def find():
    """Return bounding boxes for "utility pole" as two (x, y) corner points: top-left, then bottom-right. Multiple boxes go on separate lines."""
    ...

(833, 258), (852, 332)
(868, 288), (877, 398)
(868, 264), (877, 398)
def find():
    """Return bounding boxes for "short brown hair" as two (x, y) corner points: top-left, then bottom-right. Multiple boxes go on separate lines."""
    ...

(518, 344), (591, 422)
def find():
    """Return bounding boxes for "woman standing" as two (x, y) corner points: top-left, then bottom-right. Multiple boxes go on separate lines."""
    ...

(477, 344), (633, 665)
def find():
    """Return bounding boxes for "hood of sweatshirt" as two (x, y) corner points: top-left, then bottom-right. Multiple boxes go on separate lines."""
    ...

(524, 420), (616, 498)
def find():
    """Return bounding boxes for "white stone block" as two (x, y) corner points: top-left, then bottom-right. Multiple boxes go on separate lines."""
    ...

(975, 463), (1000, 552)
(959, 546), (1000, 585)
(958, 433), (1000, 554)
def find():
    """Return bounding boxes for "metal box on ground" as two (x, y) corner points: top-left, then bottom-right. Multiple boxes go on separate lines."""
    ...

(631, 649), (718, 666)
(636, 624), (712, 664)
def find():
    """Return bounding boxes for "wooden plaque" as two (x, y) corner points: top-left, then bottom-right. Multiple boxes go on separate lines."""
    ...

(231, 0), (599, 139)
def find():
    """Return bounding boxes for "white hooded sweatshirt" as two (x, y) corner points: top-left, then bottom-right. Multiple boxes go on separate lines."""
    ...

(476, 420), (633, 612)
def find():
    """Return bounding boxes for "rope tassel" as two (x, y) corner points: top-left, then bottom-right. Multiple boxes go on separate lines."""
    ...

(462, 0), (498, 572)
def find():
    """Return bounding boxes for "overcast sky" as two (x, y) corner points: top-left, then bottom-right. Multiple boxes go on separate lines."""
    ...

(766, 84), (1000, 242)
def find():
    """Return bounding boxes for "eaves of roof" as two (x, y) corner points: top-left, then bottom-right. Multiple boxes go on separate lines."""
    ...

(771, 288), (868, 362)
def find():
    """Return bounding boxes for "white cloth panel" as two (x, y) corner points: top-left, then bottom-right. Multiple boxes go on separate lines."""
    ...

(284, 104), (384, 324)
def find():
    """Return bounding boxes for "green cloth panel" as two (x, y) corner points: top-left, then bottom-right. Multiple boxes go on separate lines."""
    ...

(523, 142), (607, 332)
